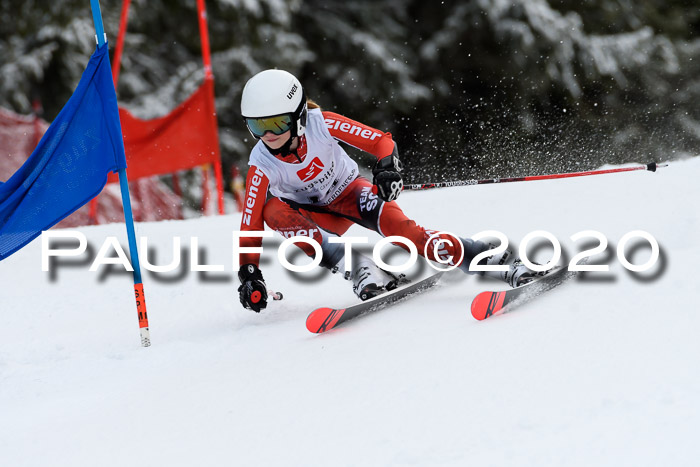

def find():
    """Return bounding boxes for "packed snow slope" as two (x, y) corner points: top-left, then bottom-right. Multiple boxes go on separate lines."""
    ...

(1, 157), (699, 467)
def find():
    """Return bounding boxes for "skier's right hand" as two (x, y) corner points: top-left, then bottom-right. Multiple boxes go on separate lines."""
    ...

(238, 264), (267, 312)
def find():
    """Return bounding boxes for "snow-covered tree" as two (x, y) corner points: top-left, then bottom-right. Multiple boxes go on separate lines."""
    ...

(1, 0), (698, 187)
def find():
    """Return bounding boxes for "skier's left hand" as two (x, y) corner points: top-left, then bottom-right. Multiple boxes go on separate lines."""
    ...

(372, 148), (403, 202)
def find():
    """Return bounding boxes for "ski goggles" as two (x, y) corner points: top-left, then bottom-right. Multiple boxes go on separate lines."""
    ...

(245, 114), (294, 138)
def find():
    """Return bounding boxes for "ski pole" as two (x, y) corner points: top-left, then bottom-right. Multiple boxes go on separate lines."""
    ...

(403, 162), (667, 191)
(268, 290), (284, 301)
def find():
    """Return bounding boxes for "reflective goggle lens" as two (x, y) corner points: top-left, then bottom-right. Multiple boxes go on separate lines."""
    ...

(245, 114), (294, 138)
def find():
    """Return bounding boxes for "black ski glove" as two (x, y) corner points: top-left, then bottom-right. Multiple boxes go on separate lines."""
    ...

(238, 264), (267, 312)
(372, 149), (403, 202)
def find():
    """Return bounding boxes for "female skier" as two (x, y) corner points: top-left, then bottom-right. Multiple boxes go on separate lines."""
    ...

(237, 69), (538, 312)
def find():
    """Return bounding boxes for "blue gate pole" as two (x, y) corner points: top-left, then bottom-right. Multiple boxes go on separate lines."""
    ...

(90, 0), (151, 347)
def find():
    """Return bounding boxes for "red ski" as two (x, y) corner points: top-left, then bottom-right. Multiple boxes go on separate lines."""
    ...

(306, 273), (444, 333)
(471, 266), (575, 320)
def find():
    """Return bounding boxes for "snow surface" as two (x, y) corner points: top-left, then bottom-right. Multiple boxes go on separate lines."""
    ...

(1, 157), (699, 466)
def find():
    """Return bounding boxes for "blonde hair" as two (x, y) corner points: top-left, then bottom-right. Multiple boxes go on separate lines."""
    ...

(306, 98), (321, 110)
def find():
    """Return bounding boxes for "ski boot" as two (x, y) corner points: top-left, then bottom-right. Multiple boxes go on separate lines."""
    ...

(459, 238), (549, 288)
(332, 254), (408, 301)
(484, 249), (550, 288)
(352, 255), (408, 301)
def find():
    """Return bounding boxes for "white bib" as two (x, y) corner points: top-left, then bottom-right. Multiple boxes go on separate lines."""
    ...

(248, 108), (359, 205)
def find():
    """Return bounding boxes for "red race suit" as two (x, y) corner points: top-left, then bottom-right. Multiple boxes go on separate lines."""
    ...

(238, 108), (464, 269)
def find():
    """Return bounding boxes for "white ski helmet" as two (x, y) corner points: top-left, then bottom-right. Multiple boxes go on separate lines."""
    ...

(241, 69), (307, 139)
